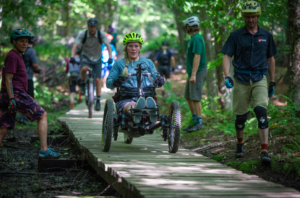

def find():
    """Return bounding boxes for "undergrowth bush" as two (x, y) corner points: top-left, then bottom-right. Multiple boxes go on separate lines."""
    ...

(34, 42), (70, 61)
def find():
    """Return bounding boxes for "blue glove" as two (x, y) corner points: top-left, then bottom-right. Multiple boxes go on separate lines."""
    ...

(268, 82), (275, 97)
(225, 77), (234, 89)
(70, 57), (76, 64)
(108, 58), (113, 64)
(155, 76), (165, 88)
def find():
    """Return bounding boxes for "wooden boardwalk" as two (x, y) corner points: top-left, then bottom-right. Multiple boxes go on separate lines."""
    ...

(58, 93), (300, 198)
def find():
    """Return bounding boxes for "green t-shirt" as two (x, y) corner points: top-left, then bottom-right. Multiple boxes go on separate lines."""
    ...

(186, 33), (207, 77)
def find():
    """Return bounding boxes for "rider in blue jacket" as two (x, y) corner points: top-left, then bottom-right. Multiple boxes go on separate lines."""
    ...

(106, 32), (164, 123)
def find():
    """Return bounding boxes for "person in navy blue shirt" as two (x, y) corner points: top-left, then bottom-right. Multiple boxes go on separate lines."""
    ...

(221, 1), (277, 164)
(154, 41), (175, 96)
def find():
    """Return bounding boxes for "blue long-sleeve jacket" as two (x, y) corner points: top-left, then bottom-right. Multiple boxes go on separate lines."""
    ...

(106, 57), (158, 89)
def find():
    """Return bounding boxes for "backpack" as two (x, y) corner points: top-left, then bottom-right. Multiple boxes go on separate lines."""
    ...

(68, 58), (81, 79)
(82, 30), (103, 45)
(158, 50), (171, 66)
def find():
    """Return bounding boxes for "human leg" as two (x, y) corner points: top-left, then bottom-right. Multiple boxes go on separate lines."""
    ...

(80, 65), (89, 94)
(183, 79), (196, 131)
(0, 128), (8, 145)
(94, 62), (102, 111)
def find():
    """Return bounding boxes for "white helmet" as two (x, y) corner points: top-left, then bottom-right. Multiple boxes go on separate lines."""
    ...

(183, 16), (200, 27)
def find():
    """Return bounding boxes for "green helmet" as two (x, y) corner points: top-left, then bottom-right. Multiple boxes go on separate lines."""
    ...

(10, 28), (32, 43)
(242, 1), (261, 17)
(123, 32), (143, 45)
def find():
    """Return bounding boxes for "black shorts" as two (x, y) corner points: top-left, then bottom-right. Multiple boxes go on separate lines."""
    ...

(69, 79), (77, 93)
(27, 79), (34, 98)
(158, 66), (171, 79)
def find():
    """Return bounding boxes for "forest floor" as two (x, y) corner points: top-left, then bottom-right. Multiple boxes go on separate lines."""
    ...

(0, 77), (120, 198)
(157, 70), (300, 192)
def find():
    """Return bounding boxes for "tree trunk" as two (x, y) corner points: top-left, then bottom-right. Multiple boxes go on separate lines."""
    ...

(288, 0), (300, 109)
(64, 0), (71, 37)
(172, 4), (187, 66)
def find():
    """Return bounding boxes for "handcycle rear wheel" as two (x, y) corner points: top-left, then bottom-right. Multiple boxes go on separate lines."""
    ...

(124, 134), (133, 144)
(168, 101), (181, 153)
(88, 79), (94, 118)
(102, 99), (114, 152)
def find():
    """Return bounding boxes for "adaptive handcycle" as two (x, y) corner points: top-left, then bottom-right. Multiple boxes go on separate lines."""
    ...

(101, 63), (181, 153)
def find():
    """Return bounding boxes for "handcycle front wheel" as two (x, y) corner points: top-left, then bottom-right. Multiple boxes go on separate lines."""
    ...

(168, 101), (181, 153)
(102, 99), (114, 152)
(88, 79), (94, 118)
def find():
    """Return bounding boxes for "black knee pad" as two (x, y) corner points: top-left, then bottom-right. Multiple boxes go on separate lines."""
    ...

(235, 113), (248, 131)
(254, 106), (268, 129)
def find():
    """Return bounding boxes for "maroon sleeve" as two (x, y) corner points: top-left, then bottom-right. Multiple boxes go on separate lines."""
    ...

(4, 56), (18, 74)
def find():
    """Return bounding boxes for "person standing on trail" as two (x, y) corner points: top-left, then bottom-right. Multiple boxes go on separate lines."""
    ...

(154, 41), (176, 96)
(221, 1), (277, 164)
(0, 28), (60, 158)
(71, 18), (113, 111)
(182, 16), (208, 133)
(18, 35), (41, 125)
(66, 47), (82, 109)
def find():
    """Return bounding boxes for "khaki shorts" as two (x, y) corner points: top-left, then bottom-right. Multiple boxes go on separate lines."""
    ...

(233, 76), (268, 115)
(184, 67), (207, 101)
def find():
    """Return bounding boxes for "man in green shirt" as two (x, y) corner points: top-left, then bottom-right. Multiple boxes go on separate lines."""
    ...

(183, 16), (208, 133)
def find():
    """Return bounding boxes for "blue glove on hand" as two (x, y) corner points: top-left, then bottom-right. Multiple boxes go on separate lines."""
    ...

(225, 77), (234, 89)
(70, 57), (76, 64)
(268, 82), (275, 97)
(108, 58), (113, 64)
(155, 76), (165, 88)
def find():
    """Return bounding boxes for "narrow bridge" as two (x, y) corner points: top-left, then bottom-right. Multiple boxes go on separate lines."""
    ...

(58, 93), (300, 198)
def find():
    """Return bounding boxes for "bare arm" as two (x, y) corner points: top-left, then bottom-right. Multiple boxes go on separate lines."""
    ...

(105, 43), (112, 59)
(32, 63), (38, 71)
(154, 60), (158, 70)
(222, 55), (231, 77)
(5, 73), (14, 99)
(191, 54), (200, 76)
(267, 56), (275, 82)
(170, 56), (175, 68)
(71, 43), (79, 58)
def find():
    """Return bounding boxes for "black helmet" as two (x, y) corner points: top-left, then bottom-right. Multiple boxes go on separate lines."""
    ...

(29, 35), (36, 44)
(87, 18), (98, 26)
(76, 47), (81, 55)
(162, 41), (168, 46)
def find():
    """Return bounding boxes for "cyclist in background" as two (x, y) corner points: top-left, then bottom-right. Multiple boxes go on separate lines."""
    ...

(71, 18), (113, 111)
(107, 25), (118, 49)
(66, 48), (82, 109)
(154, 41), (175, 96)
(101, 43), (118, 92)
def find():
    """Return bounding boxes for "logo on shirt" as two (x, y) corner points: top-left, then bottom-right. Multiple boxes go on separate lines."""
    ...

(258, 38), (266, 42)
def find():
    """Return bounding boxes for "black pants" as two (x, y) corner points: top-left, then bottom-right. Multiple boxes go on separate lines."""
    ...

(27, 79), (34, 98)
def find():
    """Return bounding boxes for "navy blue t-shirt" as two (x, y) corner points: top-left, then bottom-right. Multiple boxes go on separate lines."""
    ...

(221, 26), (277, 85)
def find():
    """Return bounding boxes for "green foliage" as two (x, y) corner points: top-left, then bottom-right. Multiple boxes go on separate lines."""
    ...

(239, 160), (261, 173)
(226, 161), (241, 168)
(34, 43), (70, 61)
(33, 140), (40, 148)
(271, 155), (300, 177)
(213, 155), (224, 162)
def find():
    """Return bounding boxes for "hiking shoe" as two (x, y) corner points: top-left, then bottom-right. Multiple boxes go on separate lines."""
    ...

(133, 97), (145, 123)
(235, 143), (244, 158)
(146, 97), (157, 123)
(187, 123), (204, 132)
(95, 101), (101, 111)
(39, 148), (60, 159)
(261, 151), (271, 164)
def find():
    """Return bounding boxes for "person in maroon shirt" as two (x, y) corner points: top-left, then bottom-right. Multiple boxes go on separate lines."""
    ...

(0, 28), (60, 158)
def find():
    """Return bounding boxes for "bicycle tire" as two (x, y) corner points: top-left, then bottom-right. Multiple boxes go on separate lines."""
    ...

(124, 134), (133, 144)
(102, 99), (114, 152)
(88, 79), (94, 118)
(168, 101), (181, 153)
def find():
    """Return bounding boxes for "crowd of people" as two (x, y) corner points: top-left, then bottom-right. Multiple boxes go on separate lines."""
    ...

(0, 1), (275, 163)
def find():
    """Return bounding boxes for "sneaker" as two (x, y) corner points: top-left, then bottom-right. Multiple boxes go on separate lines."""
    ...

(261, 151), (271, 164)
(39, 148), (60, 159)
(133, 97), (145, 123)
(162, 90), (165, 97)
(146, 97), (157, 123)
(235, 143), (244, 158)
(187, 123), (204, 133)
(95, 101), (101, 111)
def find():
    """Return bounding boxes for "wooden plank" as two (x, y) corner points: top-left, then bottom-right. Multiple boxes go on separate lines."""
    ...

(57, 93), (300, 198)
